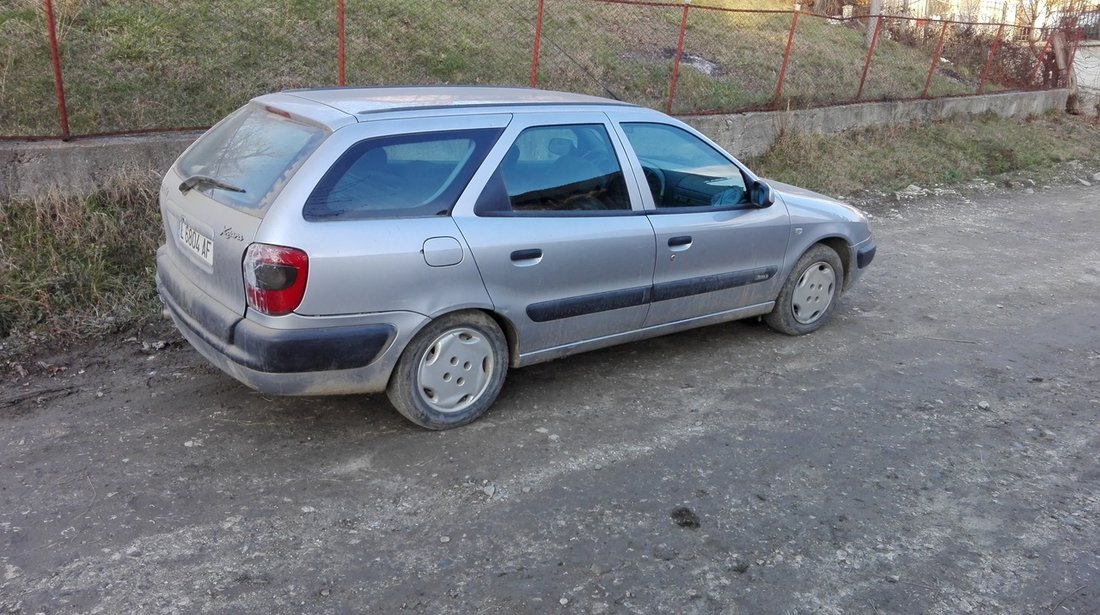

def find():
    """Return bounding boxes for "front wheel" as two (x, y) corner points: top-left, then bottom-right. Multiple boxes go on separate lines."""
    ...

(765, 244), (844, 336)
(386, 311), (509, 430)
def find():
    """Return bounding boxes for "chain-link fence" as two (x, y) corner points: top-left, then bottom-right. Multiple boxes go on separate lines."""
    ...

(0, 0), (1078, 139)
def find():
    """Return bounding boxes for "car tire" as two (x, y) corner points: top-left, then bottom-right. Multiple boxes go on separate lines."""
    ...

(765, 244), (844, 336)
(386, 311), (509, 430)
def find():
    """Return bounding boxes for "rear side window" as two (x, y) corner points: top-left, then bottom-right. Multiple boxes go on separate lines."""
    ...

(304, 128), (502, 220)
(177, 104), (327, 213)
(475, 124), (631, 215)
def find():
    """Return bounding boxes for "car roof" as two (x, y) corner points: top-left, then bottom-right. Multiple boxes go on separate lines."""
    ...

(253, 86), (637, 128)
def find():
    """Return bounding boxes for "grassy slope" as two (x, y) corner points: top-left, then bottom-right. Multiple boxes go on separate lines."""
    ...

(3, 0), (1004, 136)
(748, 112), (1100, 195)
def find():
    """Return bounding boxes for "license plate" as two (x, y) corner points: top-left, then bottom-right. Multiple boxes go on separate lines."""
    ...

(179, 218), (214, 266)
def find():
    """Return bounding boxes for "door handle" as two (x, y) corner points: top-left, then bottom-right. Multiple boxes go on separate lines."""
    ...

(510, 248), (543, 266)
(668, 235), (692, 249)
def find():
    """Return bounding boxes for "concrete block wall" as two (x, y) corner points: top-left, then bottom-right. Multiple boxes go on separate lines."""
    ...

(0, 89), (1070, 201)
(685, 89), (1070, 159)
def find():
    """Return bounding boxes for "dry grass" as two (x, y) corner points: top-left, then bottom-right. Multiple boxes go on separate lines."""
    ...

(0, 173), (162, 339)
(749, 112), (1100, 195)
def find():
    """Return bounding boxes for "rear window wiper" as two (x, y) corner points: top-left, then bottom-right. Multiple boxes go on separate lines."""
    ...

(179, 175), (246, 194)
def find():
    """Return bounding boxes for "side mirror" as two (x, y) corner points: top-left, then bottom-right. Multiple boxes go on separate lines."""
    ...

(751, 181), (775, 208)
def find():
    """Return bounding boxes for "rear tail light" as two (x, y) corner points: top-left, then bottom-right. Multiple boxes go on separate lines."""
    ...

(243, 243), (308, 316)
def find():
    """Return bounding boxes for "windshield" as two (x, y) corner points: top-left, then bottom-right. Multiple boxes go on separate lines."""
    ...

(177, 104), (327, 214)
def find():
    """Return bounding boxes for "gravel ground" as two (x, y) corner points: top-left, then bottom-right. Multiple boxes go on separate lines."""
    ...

(2, 182), (1099, 614)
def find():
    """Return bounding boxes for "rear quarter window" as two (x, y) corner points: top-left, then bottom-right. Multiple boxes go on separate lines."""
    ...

(304, 128), (502, 221)
(177, 104), (327, 214)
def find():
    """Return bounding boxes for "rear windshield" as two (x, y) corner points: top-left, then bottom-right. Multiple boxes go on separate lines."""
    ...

(177, 104), (327, 213)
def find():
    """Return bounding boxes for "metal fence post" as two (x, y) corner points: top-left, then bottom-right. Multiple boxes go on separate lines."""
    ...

(666, 1), (691, 114)
(855, 14), (883, 101)
(44, 0), (70, 139)
(337, 0), (346, 86)
(976, 23), (1005, 94)
(1025, 36), (1053, 89)
(529, 0), (545, 88)
(920, 20), (949, 98)
(771, 10), (799, 108)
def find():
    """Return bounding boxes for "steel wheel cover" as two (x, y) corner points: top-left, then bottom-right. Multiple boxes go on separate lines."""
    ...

(792, 261), (836, 324)
(416, 327), (495, 413)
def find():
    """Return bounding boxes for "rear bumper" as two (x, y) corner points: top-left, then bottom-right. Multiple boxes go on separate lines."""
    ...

(156, 247), (420, 395)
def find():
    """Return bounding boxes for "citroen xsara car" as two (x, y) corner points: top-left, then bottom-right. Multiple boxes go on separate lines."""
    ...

(156, 87), (875, 429)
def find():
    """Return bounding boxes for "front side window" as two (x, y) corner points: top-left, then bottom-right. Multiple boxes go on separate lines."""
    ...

(305, 128), (502, 220)
(621, 122), (748, 209)
(177, 104), (327, 213)
(475, 124), (631, 215)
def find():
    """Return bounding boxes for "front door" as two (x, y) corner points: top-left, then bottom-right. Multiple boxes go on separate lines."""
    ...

(615, 120), (791, 327)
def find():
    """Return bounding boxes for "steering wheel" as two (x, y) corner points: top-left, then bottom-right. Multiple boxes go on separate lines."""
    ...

(641, 165), (666, 203)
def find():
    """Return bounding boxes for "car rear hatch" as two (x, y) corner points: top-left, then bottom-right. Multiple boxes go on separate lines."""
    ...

(158, 102), (331, 329)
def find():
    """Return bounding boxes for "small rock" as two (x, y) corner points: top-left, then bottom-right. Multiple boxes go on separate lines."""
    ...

(887, 574), (900, 583)
(560, 597), (569, 606)
(440, 536), (450, 543)
(977, 400), (991, 411)
(535, 427), (549, 434)
(184, 440), (194, 448)
(670, 506), (701, 529)
(522, 486), (531, 494)
(548, 434), (560, 442)
(301, 506), (316, 513)
(1078, 178), (1092, 187)
(482, 485), (496, 498)
(320, 588), (330, 597)
(1092, 172), (1100, 182)
(653, 545), (677, 561)
(1025, 178), (1036, 186)
(1024, 188), (1035, 194)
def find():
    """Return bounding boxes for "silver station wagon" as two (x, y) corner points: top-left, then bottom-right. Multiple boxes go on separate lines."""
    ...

(156, 86), (875, 429)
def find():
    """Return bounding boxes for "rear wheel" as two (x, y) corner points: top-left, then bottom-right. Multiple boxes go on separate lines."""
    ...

(765, 244), (843, 335)
(386, 311), (509, 430)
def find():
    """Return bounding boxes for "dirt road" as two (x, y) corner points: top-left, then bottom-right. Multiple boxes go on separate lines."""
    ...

(2, 183), (1099, 614)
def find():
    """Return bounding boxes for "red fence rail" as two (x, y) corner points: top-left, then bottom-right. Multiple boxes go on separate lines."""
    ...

(0, 0), (1077, 140)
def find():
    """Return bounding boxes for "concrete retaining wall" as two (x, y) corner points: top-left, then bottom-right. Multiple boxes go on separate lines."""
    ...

(0, 89), (1069, 201)
(685, 88), (1070, 159)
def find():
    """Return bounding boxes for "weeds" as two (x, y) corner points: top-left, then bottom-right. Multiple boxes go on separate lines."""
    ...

(0, 174), (162, 339)
(749, 112), (1100, 195)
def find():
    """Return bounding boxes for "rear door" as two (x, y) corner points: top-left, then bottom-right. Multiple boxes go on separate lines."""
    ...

(159, 103), (328, 315)
(452, 113), (656, 357)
